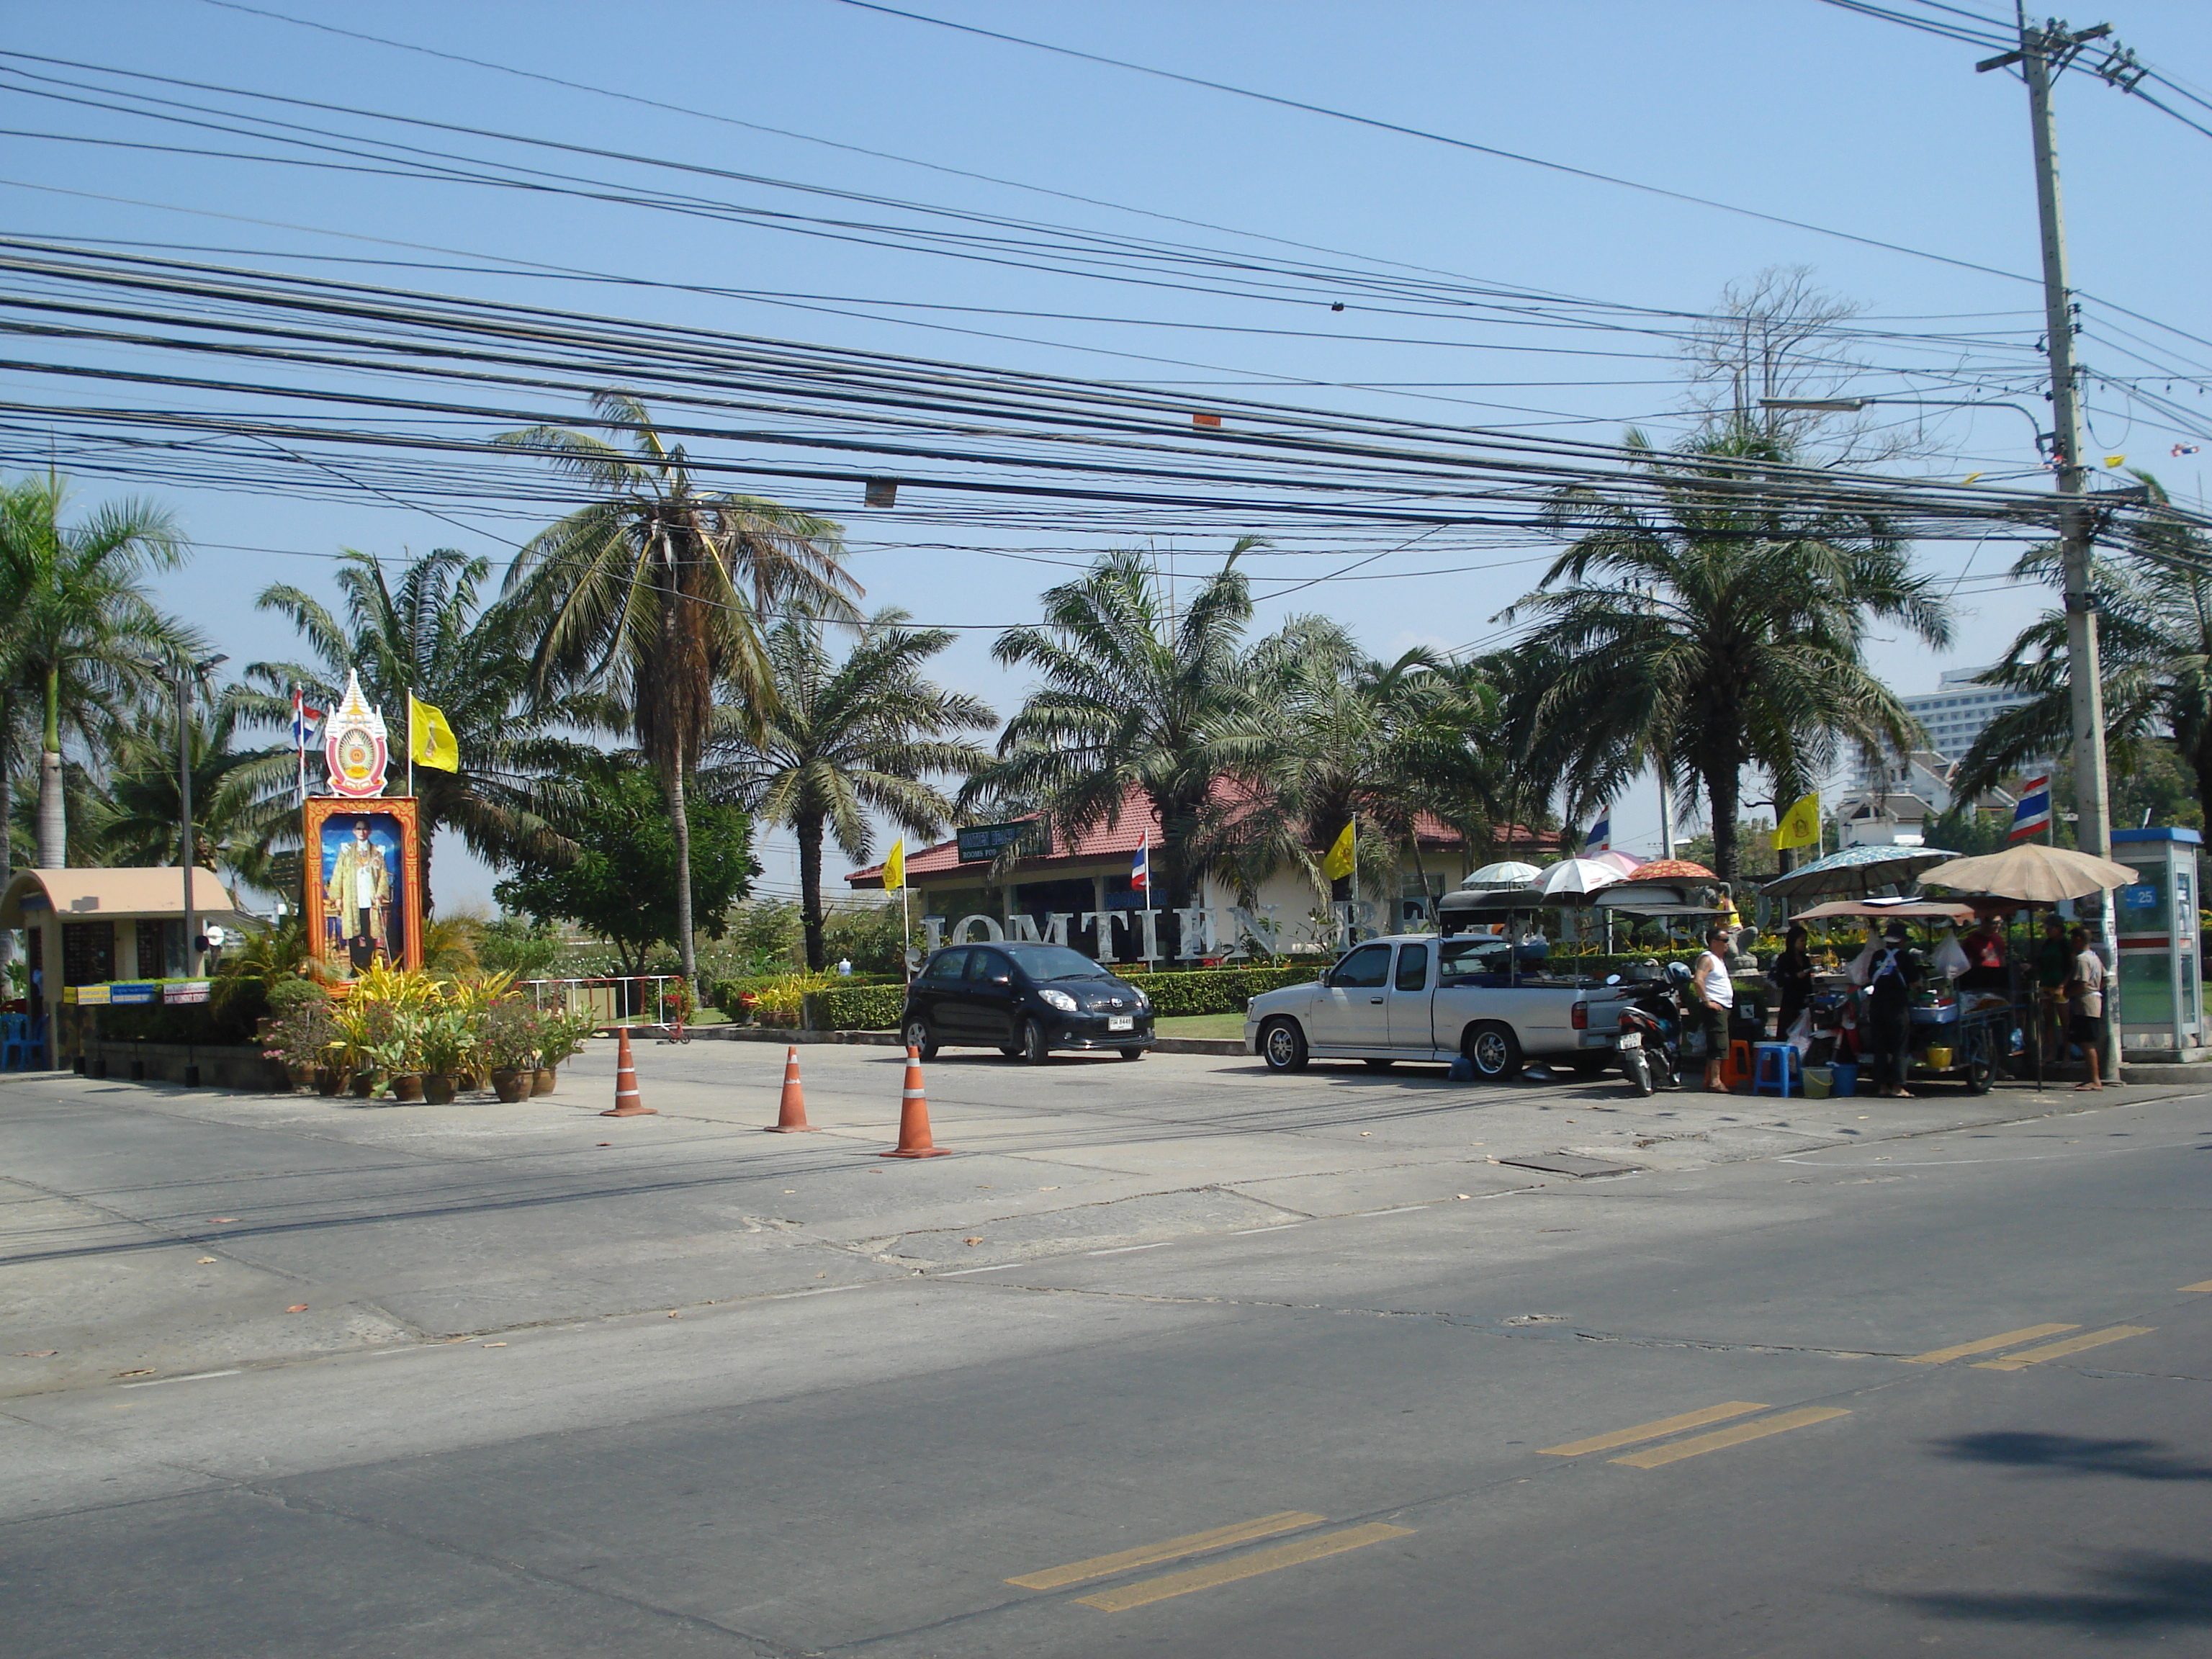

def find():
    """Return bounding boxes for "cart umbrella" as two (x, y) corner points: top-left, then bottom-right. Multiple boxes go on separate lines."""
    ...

(1917, 843), (2134, 904)
(1758, 843), (1961, 901)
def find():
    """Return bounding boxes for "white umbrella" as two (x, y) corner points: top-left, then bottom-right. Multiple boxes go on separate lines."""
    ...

(1534, 857), (1626, 898)
(1465, 860), (1541, 889)
(1918, 843), (2135, 903)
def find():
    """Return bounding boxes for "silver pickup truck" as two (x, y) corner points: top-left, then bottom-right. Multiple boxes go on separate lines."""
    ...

(1243, 932), (1635, 1079)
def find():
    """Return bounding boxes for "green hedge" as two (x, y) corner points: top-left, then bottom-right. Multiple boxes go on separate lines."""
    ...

(711, 971), (899, 1015)
(804, 981), (907, 1030)
(796, 963), (1324, 1030)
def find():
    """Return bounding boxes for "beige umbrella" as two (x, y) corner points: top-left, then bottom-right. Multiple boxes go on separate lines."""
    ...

(1917, 843), (2135, 903)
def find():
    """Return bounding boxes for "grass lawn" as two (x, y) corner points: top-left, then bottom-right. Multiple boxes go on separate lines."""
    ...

(1155, 1012), (1249, 1041)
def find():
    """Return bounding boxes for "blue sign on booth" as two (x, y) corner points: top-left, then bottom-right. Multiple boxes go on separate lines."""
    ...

(107, 981), (157, 1005)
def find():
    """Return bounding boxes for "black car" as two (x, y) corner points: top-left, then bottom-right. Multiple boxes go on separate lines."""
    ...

(899, 943), (1155, 1063)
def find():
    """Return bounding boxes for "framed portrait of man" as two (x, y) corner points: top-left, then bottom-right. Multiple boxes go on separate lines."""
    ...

(302, 796), (423, 974)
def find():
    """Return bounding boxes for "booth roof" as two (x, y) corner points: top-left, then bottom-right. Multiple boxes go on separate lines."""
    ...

(0, 866), (239, 927)
(846, 784), (1561, 889)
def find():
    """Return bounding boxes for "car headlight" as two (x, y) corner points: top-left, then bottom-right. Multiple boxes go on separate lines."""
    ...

(1132, 989), (1151, 1010)
(1039, 988), (1079, 1012)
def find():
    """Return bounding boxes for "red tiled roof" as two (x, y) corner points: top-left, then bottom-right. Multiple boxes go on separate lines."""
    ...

(846, 784), (1560, 888)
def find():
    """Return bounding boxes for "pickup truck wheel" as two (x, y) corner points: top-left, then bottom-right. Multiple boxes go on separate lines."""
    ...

(1259, 1017), (1309, 1073)
(1465, 1022), (1523, 1082)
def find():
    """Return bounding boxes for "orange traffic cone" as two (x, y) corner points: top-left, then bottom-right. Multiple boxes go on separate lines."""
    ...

(766, 1044), (819, 1133)
(601, 1027), (657, 1118)
(881, 1046), (950, 1158)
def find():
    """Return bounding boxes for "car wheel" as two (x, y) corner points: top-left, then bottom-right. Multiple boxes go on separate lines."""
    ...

(1362, 1057), (1395, 1071)
(1019, 1017), (1051, 1064)
(900, 1018), (938, 1062)
(1117, 1046), (1146, 1061)
(1965, 1028), (1995, 1095)
(1465, 1022), (1523, 1082)
(1259, 1017), (1309, 1073)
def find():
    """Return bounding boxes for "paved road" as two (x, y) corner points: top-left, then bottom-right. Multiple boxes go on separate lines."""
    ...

(3, 1049), (2207, 1655)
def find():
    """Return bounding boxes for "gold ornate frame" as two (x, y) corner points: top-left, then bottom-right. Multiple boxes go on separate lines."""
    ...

(303, 796), (423, 974)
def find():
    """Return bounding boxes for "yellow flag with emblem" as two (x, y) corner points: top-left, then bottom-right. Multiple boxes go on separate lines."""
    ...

(408, 693), (459, 773)
(883, 837), (905, 892)
(1322, 819), (1357, 881)
(1771, 791), (1821, 850)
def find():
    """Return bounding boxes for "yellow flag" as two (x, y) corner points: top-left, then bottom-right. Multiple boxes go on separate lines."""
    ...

(1322, 819), (1357, 881)
(1961, 472), (1984, 485)
(1771, 791), (1821, 850)
(408, 693), (459, 773)
(883, 837), (905, 892)
(2105, 454), (2127, 469)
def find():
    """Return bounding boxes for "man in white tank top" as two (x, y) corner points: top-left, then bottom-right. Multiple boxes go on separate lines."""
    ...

(1692, 924), (1735, 1092)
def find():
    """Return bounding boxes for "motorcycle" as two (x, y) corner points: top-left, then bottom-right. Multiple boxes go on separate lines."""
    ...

(1609, 963), (1691, 1098)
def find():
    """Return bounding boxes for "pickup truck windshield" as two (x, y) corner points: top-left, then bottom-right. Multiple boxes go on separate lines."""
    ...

(1439, 938), (1510, 977)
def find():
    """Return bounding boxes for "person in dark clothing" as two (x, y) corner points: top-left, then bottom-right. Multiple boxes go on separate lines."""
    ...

(1863, 919), (1925, 1098)
(1771, 923), (1816, 1040)
(2033, 915), (2072, 1060)
(1959, 914), (2010, 994)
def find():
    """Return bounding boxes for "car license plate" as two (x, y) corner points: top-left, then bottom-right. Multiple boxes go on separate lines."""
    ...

(1107, 1015), (1133, 1031)
(1617, 1032), (1642, 1050)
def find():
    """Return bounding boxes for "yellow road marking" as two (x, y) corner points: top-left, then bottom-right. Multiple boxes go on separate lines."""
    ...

(1903, 1323), (2078, 1364)
(1074, 1523), (1414, 1611)
(1973, 1326), (2155, 1371)
(1007, 1511), (1324, 1590)
(2180, 1280), (2212, 1293)
(1611, 1406), (1851, 1468)
(1538, 1401), (1768, 1457)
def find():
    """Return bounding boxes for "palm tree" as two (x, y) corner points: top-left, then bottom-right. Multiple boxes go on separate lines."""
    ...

(0, 473), (196, 870)
(707, 609), (995, 970)
(966, 547), (1264, 916)
(499, 392), (858, 991)
(1954, 472), (2212, 827)
(246, 547), (580, 901)
(1223, 619), (1500, 904)
(102, 686), (295, 889)
(1503, 426), (1951, 883)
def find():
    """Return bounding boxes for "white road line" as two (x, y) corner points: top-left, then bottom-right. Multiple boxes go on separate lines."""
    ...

(120, 1369), (240, 1388)
(1360, 1205), (1430, 1217)
(765, 1283), (873, 1300)
(937, 1262), (1028, 1276)
(1088, 1242), (1173, 1256)
(1232, 1223), (1304, 1235)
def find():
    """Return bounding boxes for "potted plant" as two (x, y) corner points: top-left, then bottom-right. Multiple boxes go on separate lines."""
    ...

(534, 1010), (596, 1093)
(256, 979), (336, 1091)
(370, 1004), (426, 1102)
(482, 998), (541, 1102)
(415, 1004), (477, 1105)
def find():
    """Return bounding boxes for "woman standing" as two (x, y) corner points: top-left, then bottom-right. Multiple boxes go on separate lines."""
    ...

(1771, 923), (1816, 1041)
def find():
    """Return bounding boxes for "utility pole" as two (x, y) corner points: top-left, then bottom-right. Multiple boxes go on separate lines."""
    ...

(1980, 12), (2124, 1074)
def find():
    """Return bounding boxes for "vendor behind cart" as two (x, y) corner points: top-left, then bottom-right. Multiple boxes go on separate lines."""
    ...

(1959, 913), (2009, 994)
(1863, 919), (1927, 1100)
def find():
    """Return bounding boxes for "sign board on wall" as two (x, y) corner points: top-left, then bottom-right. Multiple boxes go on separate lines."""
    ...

(955, 820), (1040, 863)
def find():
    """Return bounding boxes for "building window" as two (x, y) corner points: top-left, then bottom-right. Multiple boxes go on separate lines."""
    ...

(61, 920), (114, 986)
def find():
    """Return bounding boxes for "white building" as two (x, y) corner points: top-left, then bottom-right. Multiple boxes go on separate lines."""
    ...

(1853, 665), (2046, 793)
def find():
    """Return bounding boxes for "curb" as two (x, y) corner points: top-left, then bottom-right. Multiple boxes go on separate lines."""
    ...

(662, 1027), (1250, 1056)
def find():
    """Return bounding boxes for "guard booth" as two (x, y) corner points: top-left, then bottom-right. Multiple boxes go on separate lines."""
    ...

(2110, 827), (2203, 1058)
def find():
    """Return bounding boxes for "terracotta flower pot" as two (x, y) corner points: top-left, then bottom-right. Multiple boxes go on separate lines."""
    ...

(421, 1073), (458, 1106)
(531, 1066), (557, 1095)
(314, 1067), (343, 1096)
(490, 1069), (530, 1103)
(389, 1074), (425, 1103)
(350, 1073), (377, 1098)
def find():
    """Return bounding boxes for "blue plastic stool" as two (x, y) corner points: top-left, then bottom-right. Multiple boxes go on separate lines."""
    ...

(1751, 1042), (1802, 1098)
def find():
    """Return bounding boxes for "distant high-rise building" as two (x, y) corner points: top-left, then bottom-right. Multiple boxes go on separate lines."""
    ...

(1853, 667), (2047, 794)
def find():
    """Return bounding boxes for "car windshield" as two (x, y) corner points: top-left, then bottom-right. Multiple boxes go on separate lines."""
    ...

(1000, 944), (1109, 980)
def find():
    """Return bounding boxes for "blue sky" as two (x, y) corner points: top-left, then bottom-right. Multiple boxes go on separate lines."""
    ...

(7, 0), (2211, 902)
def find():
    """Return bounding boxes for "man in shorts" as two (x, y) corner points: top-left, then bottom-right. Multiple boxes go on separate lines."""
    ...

(1691, 924), (1735, 1092)
(2069, 925), (2106, 1092)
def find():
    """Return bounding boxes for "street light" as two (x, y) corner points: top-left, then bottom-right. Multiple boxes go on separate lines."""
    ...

(167, 654), (227, 976)
(1757, 396), (2054, 456)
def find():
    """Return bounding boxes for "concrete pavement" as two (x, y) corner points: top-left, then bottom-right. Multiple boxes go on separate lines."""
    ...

(3, 1043), (2208, 1654)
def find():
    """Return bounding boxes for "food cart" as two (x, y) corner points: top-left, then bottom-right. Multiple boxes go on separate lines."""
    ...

(1788, 898), (2006, 1093)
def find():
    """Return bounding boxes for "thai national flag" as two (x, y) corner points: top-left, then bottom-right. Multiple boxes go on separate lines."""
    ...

(1130, 844), (1148, 894)
(292, 688), (325, 748)
(2010, 775), (2052, 842)
(1583, 814), (1610, 853)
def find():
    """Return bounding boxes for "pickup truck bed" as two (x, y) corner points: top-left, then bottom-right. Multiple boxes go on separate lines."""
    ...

(1241, 932), (1635, 1079)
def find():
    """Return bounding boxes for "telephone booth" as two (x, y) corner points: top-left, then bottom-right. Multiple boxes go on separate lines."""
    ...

(2109, 827), (2203, 1057)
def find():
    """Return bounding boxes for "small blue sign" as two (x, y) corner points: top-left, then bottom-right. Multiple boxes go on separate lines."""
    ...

(107, 981), (157, 1005)
(2122, 884), (2160, 910)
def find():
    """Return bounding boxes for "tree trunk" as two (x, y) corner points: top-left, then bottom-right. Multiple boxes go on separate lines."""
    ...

(665, 763), (698, 994)
(37, 665), (64, 868)
(1704, 757), (1743, 888)
(797, 813), (826, 972)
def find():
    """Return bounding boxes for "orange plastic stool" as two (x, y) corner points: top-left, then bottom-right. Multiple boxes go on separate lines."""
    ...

(1719, 1039), (1754, 1092)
